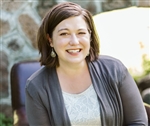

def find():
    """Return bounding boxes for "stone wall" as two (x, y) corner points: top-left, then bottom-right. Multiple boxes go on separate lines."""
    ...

(0, 0), (149, 118)
(0, 0), (41, 118)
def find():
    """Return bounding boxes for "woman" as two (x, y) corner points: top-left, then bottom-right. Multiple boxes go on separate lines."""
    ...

(25, 2), (148, 126)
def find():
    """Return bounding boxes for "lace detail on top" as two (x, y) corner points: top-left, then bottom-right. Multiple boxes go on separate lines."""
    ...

(62, 84), (101, 126)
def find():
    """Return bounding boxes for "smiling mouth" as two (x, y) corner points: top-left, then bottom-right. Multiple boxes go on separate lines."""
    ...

(66, 49), (81, 53)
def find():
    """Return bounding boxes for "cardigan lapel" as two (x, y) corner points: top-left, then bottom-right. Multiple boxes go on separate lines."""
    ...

(88, 58), (123, 126)
(46, 67), (71, 126)
(88, 62), (108, 126)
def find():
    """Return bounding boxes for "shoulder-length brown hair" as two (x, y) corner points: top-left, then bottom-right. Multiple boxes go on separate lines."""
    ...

(37, 2), (100, 68)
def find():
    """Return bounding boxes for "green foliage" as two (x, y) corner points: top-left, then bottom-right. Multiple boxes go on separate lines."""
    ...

(0, 113), (13, 126)
(142, 55), (150, 75)
(133, 55), (150, 83)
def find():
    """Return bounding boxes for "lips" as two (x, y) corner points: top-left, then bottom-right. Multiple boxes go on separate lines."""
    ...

(66, 49), (81, 54)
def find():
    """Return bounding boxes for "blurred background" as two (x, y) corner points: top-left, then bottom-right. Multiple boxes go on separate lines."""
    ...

(0, 0), (150, 125)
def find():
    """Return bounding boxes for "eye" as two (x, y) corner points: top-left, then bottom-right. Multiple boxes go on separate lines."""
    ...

(78, 32), (86, 35)
(78, 32), (87, 35)
(60, 33), (69, 36)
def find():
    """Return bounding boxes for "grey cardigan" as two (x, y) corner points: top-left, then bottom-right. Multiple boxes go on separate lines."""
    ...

(25, 55), (148, 126)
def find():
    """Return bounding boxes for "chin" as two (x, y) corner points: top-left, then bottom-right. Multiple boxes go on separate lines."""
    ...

(67, 58), (86, 64)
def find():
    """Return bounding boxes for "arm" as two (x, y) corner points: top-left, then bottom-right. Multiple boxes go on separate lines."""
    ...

(119, 69), (148, 126)
(25, 81), (51, 126)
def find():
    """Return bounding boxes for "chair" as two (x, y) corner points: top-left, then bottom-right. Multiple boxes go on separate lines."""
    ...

(144, 103), (150, 126)
(10, 61), (41, 126)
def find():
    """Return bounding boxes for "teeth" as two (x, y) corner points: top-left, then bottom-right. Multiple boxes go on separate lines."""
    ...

(67, 49), (80, 53)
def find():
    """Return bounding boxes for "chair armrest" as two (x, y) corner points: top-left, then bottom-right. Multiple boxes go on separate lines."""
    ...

(13, 107), (29, 126)
(144, 103), (150, 124)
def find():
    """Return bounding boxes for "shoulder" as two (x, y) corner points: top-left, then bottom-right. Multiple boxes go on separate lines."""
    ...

(26, 66), (47, 84)
(93, 55), (126, 70)
(25, 66), (53, 94)
(90, 55), (128, 82)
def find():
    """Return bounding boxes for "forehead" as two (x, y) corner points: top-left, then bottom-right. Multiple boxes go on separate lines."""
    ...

(54, 16), (89, 31)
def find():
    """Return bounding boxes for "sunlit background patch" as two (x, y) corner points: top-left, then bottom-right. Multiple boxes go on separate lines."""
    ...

(93, 6), (150, 76)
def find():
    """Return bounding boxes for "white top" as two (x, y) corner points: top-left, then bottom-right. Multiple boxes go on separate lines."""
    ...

(62, 84), (101, 126)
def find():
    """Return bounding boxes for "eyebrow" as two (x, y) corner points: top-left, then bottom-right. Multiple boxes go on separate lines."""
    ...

(58, 28), (88, 32)
(58, 28), (68, 32)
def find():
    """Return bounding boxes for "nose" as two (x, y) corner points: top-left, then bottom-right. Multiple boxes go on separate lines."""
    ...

(69, 34), (79, 45)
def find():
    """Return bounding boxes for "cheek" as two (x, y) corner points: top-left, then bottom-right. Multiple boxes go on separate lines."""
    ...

(54, 37), (70, 47)
(81, 37), (91, 46)
(53, 39), (67, 52)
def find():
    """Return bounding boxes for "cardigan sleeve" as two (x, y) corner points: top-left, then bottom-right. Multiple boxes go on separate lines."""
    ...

(25, 80), (51, 126)
(119, 68), (148, 126)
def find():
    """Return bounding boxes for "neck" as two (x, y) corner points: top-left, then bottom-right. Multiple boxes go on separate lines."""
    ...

(57, 60), (88, 77)
(56, 60), (92, 94)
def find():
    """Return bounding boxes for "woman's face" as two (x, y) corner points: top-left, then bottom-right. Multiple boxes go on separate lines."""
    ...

(51, 16), (91, 66)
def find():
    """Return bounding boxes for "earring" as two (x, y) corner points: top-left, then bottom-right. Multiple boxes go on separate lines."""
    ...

(87, 52), (90, 56)
(51, 48), (56, 57)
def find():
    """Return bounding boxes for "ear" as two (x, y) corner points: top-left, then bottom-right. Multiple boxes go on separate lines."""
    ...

(47, 34), (53, 47)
